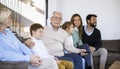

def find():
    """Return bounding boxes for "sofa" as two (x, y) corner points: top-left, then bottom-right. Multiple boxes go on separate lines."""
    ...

(0, 61), (28, 69)
(93, 40), (120, 69)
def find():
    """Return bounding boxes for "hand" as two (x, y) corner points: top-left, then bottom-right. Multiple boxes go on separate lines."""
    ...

(89, 46), (95, 54)
(79, 49), (87, 56)
(80, 49), (86, 53)
(56, 59), (61, 64)
(30, 55), (42, 66)
(54, 57), (61, 64)
(81, 52), (88, 56)
(24, 39), (35, 48)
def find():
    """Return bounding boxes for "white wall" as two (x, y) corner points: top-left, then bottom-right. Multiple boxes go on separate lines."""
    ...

(48, 0), (120, 40)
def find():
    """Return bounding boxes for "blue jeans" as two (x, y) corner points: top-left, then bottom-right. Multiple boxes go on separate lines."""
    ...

(77, 44), (92, 67)
(58, 53), (83, 69)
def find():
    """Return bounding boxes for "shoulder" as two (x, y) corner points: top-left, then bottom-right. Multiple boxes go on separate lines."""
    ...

(60, 28), (68, 35)
(59, 28), (68, 37)
(94, 28), (100, 33)
(59, 28), (66, 32)
(44, 26), (50, 30)
(82, 26), (85, 31)
(94, 28), (101, 36)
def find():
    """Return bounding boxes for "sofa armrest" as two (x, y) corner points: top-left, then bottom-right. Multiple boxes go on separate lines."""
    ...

(0, 61), (28, 69)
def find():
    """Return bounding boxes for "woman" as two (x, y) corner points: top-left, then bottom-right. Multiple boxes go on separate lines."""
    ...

(70, 14), (92, 69)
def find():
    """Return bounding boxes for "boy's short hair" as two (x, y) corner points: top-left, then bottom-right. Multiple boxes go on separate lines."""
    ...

(62, 21), (73, 30)
(30, 23), (44, 36)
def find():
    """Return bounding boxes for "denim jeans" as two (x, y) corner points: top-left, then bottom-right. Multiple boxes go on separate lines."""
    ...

(58, 53), (84, 69)
(77, 44), (92, 67)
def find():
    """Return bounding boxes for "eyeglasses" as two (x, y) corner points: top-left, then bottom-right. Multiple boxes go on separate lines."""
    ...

(52, 16), (62, 20)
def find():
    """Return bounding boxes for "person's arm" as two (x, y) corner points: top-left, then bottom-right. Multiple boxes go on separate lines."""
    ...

(64, 36), (86, 54)
(10, 31), (33, 55)
(0, 46), (30, 62)
(94, 30), (102, 50)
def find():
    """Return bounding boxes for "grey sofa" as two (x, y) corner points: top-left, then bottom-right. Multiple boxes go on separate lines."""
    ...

(93, 40), (120, 69)
(0, 61), (28, 69)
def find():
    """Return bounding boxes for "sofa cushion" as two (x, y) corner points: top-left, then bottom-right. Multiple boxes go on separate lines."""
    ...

(102, 40), (120, 52)
(0, 61), (28, 69)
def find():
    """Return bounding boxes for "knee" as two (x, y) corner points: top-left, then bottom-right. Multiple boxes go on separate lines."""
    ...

(100, 48), (108, 55)
(60, 60), (74, 69)
(58, 63), (65, 69)
(65, 60), (74, 69)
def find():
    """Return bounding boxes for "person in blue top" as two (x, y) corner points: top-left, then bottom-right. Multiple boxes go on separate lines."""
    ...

(0, 7), (41, 69)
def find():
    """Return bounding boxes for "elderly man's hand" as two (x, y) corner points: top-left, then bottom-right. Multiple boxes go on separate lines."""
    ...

(24, 39), (35, 48)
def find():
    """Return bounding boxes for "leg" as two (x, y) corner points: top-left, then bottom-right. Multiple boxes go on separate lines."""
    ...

(29, 58), (58, 69)
(64, 53), (84, 69)
(60, 60), (73, 69)
(42, 58), (58, 69)
(93, 48), (107, 69)
(28, 64), (40, 69)
(57, 56), (74, 69)
(82, 58), (85, 69)
(50, 58), (59, 69)
(58, 63), (65, 69)
(80, 44), (92, 67)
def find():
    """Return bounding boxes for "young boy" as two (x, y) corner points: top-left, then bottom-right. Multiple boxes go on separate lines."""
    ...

(29, 23), (58, 69)
(29, 23), (73, 69)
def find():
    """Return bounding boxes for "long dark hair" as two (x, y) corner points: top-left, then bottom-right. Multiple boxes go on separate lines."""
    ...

(70, 14), (83, 39)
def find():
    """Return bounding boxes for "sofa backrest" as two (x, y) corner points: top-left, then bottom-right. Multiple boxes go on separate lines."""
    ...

(102, 40), (120, 53)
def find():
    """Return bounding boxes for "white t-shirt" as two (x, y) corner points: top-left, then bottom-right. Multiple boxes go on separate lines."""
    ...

(31, 37), (53, 59)
(64, 35), (80, 54)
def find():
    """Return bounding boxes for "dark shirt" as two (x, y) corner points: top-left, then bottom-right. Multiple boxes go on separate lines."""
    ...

(82, 26), (102, 50)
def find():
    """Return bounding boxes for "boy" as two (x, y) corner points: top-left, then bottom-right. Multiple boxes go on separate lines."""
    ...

(29, 23), (73, 69)
(29, 23), (58, 69)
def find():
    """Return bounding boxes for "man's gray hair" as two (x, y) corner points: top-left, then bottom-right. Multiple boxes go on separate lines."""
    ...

(0, 8), (11, 24)
(51, 11), (62, 17)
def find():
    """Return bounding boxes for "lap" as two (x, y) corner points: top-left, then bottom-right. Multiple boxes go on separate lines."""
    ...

(93, 48), (107, 56)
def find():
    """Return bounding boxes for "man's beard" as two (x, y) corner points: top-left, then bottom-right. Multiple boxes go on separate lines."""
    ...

(90, 22), (97, 27)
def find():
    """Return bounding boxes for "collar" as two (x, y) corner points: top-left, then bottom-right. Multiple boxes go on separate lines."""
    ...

(49, 23), (60, 31)
(0, 28), (9, 34)
(84, 25), (94, 36)
(74, 27), (78, 32)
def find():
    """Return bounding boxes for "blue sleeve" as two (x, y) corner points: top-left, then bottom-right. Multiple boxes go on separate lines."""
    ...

(10, 31), (32, 55)
(0, 30), (31, 62)
(0, 46), (30, 62)
(19, 43), (33, 55)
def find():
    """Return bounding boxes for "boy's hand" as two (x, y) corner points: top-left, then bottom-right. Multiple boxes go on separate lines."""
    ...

(30, 55), (42, 66)
(54, 57), (61, 64)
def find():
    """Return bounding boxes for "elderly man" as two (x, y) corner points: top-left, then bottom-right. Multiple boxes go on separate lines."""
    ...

(0, 8), (41, 69)
(42, 11), (86, 69)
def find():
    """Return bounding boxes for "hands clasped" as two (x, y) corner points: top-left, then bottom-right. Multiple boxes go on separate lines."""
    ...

(80, 49), (88, 56)
(30, 55), (42, 66)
